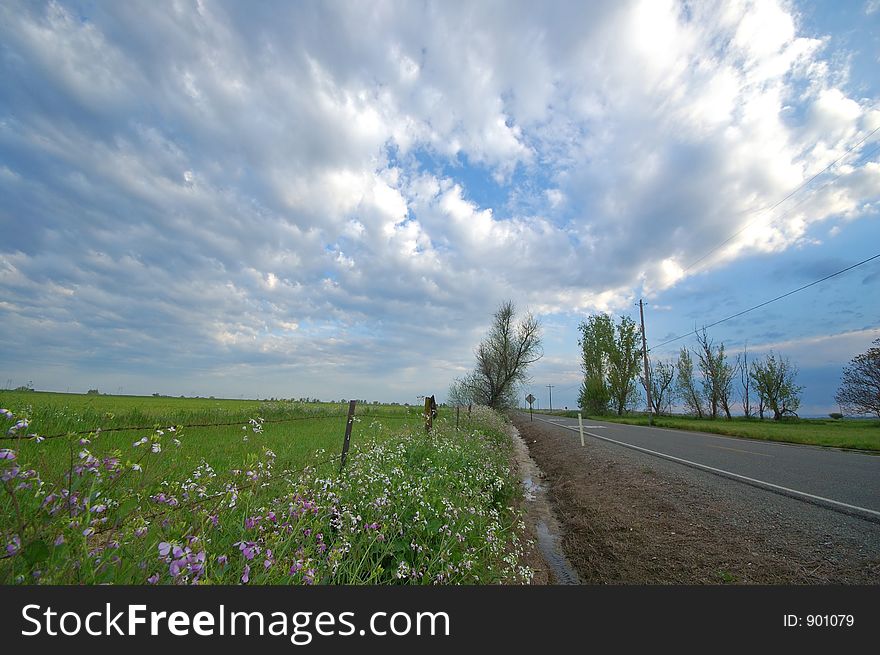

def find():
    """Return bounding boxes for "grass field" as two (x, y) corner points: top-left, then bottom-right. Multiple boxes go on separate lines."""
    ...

(533, 409), (880, 451)
(1, 392), (529, 585)
(0, 391), (420, 480)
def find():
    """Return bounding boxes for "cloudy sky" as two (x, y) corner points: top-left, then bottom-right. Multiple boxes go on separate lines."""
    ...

(1, 0), (878, 414)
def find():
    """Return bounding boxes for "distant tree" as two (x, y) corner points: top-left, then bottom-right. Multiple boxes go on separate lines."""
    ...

(750, 352), (802, 420)
(87, 389), (100, 395)
(675, 347), (704, 418)
(737, 345), (753, 419)
(577, 314), (614, 414)
(834, 338), (880, 418)
(447, 376), (476, 406)
(578, 314), (641, 415)
(694, 329), (735, 419)
(644, 358), (676, 415)
(607, 316), (642, 415)
(460, 301), (543, 410)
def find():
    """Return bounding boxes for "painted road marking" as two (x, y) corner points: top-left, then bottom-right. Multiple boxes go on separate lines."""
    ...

(706, 444), (774, 457)
(532, 416), (880, 521)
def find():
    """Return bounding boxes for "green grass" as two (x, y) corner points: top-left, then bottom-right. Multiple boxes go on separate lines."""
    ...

(0, 393), (530, 585)
(531, 409), (880, 451)
(0, 391), (422, 479)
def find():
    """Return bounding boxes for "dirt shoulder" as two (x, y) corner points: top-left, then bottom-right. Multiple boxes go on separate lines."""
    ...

(511, 414), (880, 584)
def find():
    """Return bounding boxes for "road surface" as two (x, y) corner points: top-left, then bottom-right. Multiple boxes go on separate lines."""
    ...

(524, 414), (880, 521)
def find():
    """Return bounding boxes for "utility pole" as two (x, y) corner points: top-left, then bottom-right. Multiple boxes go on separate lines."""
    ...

(546, 384), (554, 411)
(638, 299), (653, 426)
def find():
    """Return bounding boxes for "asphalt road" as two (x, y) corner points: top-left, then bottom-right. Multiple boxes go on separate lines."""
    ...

(524, 414), (880, 521)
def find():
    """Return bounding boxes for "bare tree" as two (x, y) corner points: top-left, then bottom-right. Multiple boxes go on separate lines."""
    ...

(644, 359), (676, 415)
(694, 328), (735, 420)
(737, 345), (753, 418)
(464, 301), (543, 410)
(676, 347), (704, 418)
(835, 338), (880, 418)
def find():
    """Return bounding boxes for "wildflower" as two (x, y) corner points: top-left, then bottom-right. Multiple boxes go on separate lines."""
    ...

(54, 534), (65, 547)
(0, 449), (16, 460)
(131, 463), (142, 472)
(133, 437), (148, 447)
(83, 528), (95, 537)
(217, 555), (228, 566)
(236, 541), (260, 560)
(151, 443), (162, 454)
(0, 409), (11, 419)
(135, 527), (148, 538)
(6, 535), (21, 556)
(241, 564), (250, 584)
(147, 573), (159, 584)
(158, 542), (172, 557)
(173, 439), (181, 448)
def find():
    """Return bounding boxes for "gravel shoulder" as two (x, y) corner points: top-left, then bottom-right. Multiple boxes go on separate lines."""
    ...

(511, 413), (880, 584)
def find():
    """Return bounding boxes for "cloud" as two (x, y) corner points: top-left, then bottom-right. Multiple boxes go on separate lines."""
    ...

(1, 0), (878, 398)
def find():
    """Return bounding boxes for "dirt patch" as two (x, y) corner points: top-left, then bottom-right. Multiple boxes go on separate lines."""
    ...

(512, 415), (880, 584)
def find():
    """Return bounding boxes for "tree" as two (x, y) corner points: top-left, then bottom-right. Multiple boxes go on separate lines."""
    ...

(577, 314), (614, 414)
(676, 347), (704, 417)
(578, 314), (641, 415)
(694, 329), (735, 419)
(644, 359), (676, 415)
(750, 352), (802, 420)
(737, 345), (753, 419)
(458, 301), (543, 410)
(447, 376), (476, 406)
(835, 338), (880, 418)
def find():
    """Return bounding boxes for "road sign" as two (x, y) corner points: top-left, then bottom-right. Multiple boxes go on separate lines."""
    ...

(526, 394), (535, 405)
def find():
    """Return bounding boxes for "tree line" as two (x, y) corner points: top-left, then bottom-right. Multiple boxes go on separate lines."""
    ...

(579, 314), (880, 420)
(579, 314), (803, 420)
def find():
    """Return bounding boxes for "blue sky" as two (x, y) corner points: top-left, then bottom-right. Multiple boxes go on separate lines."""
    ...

(1, 1), (878, 415)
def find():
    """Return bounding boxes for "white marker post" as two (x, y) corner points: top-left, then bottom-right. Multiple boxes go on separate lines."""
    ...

(578, 412), (584, 447)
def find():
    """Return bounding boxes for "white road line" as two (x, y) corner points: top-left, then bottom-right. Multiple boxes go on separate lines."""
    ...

(532, 416), (880, 520)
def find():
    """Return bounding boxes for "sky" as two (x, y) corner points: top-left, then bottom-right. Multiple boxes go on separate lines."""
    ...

(1, 0), (878, 415)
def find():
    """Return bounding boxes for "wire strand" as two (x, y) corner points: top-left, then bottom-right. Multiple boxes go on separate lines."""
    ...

(651, 252), (880, 351)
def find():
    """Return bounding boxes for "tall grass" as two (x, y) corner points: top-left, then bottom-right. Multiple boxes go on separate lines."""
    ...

(1, 398), (531, 585)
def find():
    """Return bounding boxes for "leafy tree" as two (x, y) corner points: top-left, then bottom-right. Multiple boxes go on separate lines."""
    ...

(577, 314), (614, 414)
(455, 301), (543, 410)
(750, 352), (802, 420)
(675, 347), (704, 418)
(578, 314), (641, 415)
(834, 338), (880, 418)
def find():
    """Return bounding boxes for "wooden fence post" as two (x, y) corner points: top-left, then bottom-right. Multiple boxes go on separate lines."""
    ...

(456, 405), (460, 430)
(339, 400), (357, 473)
(424, 395), (437, 433)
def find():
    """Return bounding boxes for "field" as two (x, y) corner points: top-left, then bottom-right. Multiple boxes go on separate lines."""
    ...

(0, 392), (530, 585)
(535, 410), (880, 451)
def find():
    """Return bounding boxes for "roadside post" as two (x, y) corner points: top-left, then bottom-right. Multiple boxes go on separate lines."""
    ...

(526, 393), (535, 421)
(578, 412), (585, 447)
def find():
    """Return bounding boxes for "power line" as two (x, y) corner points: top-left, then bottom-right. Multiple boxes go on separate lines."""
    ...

(683, 124), (880, 274)
(651, 252), (880, 352)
